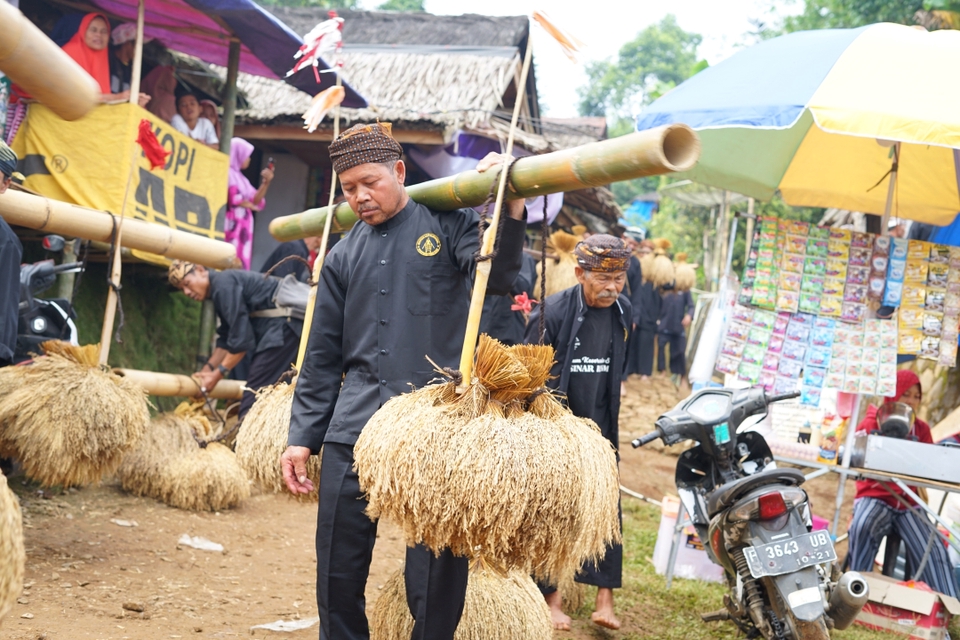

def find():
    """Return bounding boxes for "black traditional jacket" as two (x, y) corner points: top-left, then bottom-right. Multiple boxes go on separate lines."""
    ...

(0, 217), (22, 364)
(288, 199), (525, 450)
(524, 284), (631, 446)
(208, 270), (302, 355)
(259, 239), (311, 282)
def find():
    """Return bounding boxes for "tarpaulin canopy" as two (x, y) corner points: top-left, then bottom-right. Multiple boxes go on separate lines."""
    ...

(78, 0), (366, 106)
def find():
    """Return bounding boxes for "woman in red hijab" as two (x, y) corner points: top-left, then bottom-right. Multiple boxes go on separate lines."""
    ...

(62, 14), (149, 106)
(846, 370), (958, 596)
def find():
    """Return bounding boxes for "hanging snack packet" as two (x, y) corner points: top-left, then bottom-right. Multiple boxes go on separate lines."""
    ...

(824, 371), (845, 390)
(752, 309), (776, 331)
(867, 276), (886, 301)
(738, 362), (762, 385)
(733, 304), (754, 323)
(776, 290), (800, 313)
(905, 259), (928, 283)
(759, 370), (777, 393)
(774, 375), (800, 396)
(762, 351), (780, 372)
(804, 257), (827, 276)
(901, 284), (927, 307)
(802, 275), (825, 294)
(810, 326), (835, 348)
(919, 336), (940, 360)
(873, 235), (891, 255)
(742, 343), (766, 366)
(805, 347), (831, 369)
(778, 358), (803, 379)
(721, 337), (746, 358)
(899, 329), (923, 354)
(858, 377), (877, 395)
(716, 354), (740, 375)
(779, 271), (803, 291)
(938, 339), (958, 367)
(848, 247), (871, 267)
(747, 327), (772, 347)
(782, 253), (805, 274)
(785, 234), (807, 254)
(922, 311), (943, 337)
(929, 263), (949, 288)
(768, 333), (785, 354)
(908, 240), (929, 260)
(752, 285), (777, 310)
(851, 232), (871, 248)
(820, 297), (843, 318)
(800, 386), (822, 408)
(781, 341), (807, 362)
(930, 244), (950, 264)
(899, 306), (924, 329)
(841, 302), (866, 324)
(806, 237), (828, 257)
(825, 259), (848, 279)
(798, 292), (821, 314)
(844, 283), (868, 303)
(925, 289), (946, 313)
(890, 237), (909, 260)
(842, 376), (860, 394)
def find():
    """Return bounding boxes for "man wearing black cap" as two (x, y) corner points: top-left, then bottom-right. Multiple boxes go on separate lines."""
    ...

(524, 234), (632, 631)
(0, 141), (24, 368)
(281, 122), (526, 640)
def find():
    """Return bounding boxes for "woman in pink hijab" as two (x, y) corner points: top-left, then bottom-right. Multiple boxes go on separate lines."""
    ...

(227, 138), (273, 269)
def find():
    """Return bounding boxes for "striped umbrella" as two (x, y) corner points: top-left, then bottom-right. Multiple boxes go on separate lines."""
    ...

(636, 23), (960, 225)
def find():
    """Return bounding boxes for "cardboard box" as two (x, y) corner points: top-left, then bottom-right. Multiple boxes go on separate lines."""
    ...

(854, 573), (960, 640)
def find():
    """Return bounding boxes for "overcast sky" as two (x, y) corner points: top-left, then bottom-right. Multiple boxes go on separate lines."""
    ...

(355, 0), (799, 118)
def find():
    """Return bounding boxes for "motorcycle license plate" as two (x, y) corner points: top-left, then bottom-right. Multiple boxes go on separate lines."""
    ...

(743, 530), (836, 578)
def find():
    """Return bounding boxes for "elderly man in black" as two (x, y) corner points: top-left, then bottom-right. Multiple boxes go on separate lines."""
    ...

(0, 141), (23, 368)
(168, 262), (302, 419)
(280, 122), (525, 640)
(524, 234), (632, 632)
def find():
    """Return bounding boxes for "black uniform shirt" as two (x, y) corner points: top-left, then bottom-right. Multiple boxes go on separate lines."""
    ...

(0, 217), (22, 364)
(288, 199), (525, 450)
(208, 270), (302, 355)
(566, 304), (615, 442)
(658, 289), (694, 336)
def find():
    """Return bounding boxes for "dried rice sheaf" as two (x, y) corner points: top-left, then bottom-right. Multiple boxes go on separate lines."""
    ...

(0, 343), (149, 487)
(235, 381), (321, 501)
(0, 470), (25, 625)
(118, 407), (250, 511)
(369, 567), (552, 640)
(355, 336), (621, 585)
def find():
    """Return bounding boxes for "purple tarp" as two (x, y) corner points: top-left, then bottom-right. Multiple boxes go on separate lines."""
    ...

(88, 0), (366, 106)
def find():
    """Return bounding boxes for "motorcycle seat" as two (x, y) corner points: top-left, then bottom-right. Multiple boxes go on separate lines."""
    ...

(707, 468), (806, 519)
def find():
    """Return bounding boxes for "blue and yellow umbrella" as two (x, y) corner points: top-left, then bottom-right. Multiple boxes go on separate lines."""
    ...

(636, 23), (960, 225)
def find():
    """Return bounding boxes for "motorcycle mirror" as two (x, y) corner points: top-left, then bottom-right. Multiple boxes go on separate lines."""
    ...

(42, 235), (65, 252)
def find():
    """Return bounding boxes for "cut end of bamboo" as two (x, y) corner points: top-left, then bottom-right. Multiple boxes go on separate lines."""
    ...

(659, 124), (701, 173)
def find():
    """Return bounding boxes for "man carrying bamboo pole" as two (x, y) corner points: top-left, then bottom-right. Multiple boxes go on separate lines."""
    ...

(0, 142), (24, 368)
(524, 234), (632, 631)
(167, 262), (302, 419)
(281, 122), (526, 640)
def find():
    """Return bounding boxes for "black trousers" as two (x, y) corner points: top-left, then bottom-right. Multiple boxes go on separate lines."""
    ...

(628, 326), (656, 377)
(657, 332), (686, 375)
(317, 443), (469, 640)
(237, 324), (300, 420)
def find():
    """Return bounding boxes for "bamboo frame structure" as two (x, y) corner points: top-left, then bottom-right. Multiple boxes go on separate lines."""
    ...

(113, 368), (244, 400)
(0, 189), (239, 269)
(269, 124), (701, 242)
(0, 0), (98, 121)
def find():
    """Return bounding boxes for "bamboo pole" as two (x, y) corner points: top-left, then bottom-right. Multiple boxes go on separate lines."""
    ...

(0, 1), (98, 121)
(0, 190), (239, 268)
(98, 0), (145, 366)
(270, 124), (701, 242)
(113, 368), (245, 399)
(295, 74), (343, 371)
(457, 33), (534, 388)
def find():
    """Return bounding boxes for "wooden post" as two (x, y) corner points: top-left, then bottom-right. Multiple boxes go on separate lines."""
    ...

(295, 74), (343, 372)
(457, 33), (534, 388)
(99, 0), (144, 366)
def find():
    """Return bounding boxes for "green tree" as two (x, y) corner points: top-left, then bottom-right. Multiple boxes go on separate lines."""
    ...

(772, 0), (922, 33)
(577, 15), (704, 120)
(377, 0), (425, 10)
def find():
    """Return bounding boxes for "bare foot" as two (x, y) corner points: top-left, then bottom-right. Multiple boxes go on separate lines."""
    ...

(591, 588), (621, 630)
(544, 590), (571, 631)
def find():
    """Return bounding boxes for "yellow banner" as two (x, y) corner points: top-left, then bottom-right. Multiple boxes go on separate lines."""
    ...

(12, 103), (228, 243)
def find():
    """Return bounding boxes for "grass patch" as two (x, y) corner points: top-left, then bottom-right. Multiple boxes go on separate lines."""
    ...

(566, 499), (920, 639)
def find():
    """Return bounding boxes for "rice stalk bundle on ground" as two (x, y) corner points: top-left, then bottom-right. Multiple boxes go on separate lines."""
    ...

(355, 336), (620, 585)
(235, 381), (320, 501)
(117, 412), (196, 499)
(369, 567), (552, 640)
(118, 404), (249, 511)
(0, 470), (25, 626)
(162, 442), (250, 511)
(536, 228), (583, 298)
(0, 342), (149, 487)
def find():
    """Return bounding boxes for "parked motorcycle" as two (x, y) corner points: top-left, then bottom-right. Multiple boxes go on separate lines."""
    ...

(16, 257), (82, 362)
(632, 386), (869, 639)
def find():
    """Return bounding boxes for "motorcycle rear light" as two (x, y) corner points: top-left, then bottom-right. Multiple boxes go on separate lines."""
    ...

(758, 492), (788, 520)
(710, 527), (723, 558)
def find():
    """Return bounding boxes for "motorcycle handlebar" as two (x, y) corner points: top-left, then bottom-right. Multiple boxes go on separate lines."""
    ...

(765, 390), (802, 405)
(631, 431), (660, 449)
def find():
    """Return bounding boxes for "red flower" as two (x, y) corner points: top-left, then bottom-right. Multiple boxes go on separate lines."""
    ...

(511, 292), (537, 314)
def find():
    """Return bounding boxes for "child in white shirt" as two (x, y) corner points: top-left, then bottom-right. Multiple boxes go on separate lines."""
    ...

(171, 93), (219, 148)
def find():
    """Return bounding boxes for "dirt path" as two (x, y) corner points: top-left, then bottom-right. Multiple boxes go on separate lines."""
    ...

(0, 373), (859, 639)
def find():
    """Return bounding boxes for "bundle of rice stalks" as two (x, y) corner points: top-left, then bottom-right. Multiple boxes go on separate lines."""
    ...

(535, 228), (584, 298)
(0, 342), (149, 487)
(118, 403), (249, 511)
(0, 470), (24, 626)
(355, 336), (620, 585)
(649, 238), (675, 288)
(674, 252), (697, 292)
(235, 381), (320, 501)
(369, 566), (552, 640)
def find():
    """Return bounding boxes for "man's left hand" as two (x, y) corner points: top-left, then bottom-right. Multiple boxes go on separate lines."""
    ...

(476, 152), (525, 220)
(681, 314), (692, 329)
(192, 369), (222, 395)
